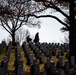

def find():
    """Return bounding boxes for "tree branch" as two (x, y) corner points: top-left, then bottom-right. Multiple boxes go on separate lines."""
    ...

(28, 14), (69, 29)
(1, 20), (12, 35)
(43, 1), (69, 20)
(4, 21), (12, 31)
(15, 17), (25, 31)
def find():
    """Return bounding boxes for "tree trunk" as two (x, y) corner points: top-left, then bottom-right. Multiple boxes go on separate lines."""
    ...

(69, 0), (76, 63)
(11, 30), (16, 46)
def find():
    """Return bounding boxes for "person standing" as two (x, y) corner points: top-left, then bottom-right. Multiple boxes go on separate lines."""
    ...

(26, 35), (32, 43)
(34, 32), (39, 43)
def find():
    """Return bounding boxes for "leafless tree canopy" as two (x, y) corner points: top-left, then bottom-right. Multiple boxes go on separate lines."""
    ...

(0, 0), (46, 44)
(0, 0), (45, 33)
(0, 0), (70, 34)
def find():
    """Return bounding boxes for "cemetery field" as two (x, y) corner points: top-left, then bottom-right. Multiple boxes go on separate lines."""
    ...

(0, 47), (60, 74)
(0, 42), (76, 75)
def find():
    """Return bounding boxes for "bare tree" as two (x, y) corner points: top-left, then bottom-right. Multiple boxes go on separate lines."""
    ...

(6, 27), (31, 45)
(0, 0), (42, 45)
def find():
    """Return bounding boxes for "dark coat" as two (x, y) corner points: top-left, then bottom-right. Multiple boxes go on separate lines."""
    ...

(34, 33), (39, 43)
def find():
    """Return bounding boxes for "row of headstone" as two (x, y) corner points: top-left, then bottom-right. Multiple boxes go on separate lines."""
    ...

(45, 57), (75, 75)
(56, 56), (76, 74)
(28, 42), (47, 60)
(22, 42), (70, 66)
(35, 42), (70, 60)
(22, 42), (35, 65)
(22, 42), (46, 65)
(26, 42), (69, 60)
(22, 42), (76, 75)
(0, 42), (12, 75)
(30, 57), (56, 75)
(35, 42), (69, 52)
(15, 43), (26, 75)
(30, 62), (40, 75)
(22, 42), (56, 75)
(0, 41), (7, 54)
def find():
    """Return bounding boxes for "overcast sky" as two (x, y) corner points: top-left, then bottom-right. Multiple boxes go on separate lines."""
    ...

(23, 11), (67, 43)
(0, 9), (68, 43)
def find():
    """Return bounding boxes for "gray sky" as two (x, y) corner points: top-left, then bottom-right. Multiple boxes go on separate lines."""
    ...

(0, 11), (67, 43)
(22, 12), (66, 43)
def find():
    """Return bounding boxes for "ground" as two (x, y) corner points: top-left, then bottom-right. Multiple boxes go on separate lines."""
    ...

(0, 46), (76, 75)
